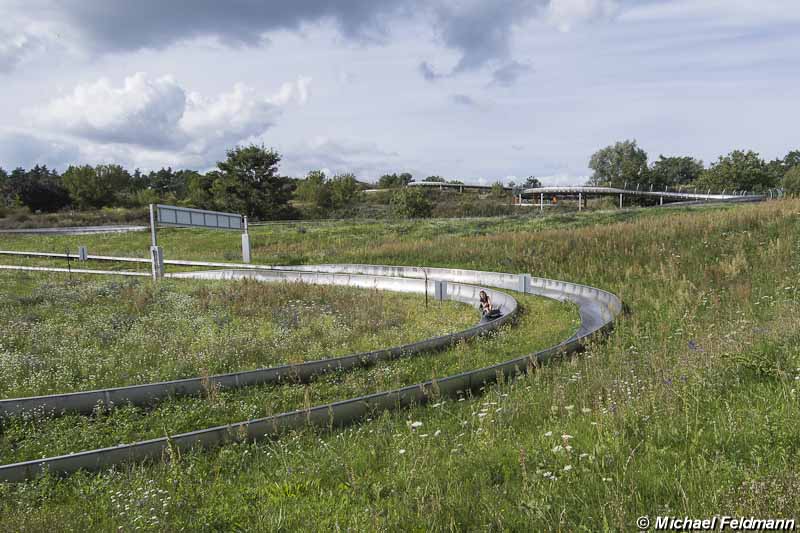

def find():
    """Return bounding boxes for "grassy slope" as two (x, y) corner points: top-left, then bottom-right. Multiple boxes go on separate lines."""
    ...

(1, 201), (799, 531)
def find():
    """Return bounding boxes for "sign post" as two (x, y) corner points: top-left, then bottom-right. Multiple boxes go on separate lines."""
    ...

(241, 216), (251, 263)
(149, 204), (165, 280)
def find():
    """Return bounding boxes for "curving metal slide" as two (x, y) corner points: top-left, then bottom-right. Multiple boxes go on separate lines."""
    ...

(522, 185), (766, 202)
(0, 263), (621, 482)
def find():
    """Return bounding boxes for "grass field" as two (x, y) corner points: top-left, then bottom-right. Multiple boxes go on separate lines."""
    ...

(0, 275), (479, 398)
(0, 200), (799, 531)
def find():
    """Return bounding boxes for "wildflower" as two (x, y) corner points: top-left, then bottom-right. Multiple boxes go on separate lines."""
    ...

(563, 465), (572, 472)
(565, 405), (574, 411)
(581, 407), (591, 414)
(544, 431), (553, 437)
(561, 434), (573, 440)
(409, 421), (423, 429)
(399, 449), (406, 455)
(434, 430), (441, 437)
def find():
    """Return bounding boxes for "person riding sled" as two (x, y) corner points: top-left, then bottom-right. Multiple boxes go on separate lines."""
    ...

(479, 290), (503, 321)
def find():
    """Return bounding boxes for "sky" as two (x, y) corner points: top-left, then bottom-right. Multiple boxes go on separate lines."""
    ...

(1, 0), (799, 185)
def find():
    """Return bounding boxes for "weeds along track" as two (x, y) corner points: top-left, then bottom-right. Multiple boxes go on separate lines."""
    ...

(0, 258), (621, 482)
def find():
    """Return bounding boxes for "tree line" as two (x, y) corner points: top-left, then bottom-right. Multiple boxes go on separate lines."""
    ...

(2, 141), (799, 220)
(0, 146), (297, 219)
(588, 140), (800, 195)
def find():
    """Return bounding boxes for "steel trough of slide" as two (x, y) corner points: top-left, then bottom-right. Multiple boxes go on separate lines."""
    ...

(0, 263), (621, 482)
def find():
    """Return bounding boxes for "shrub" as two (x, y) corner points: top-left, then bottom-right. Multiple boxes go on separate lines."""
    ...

(391, 188), (432, 218)
(782, 166), (800, 196)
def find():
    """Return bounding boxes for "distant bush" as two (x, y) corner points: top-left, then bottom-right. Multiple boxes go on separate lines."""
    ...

(391, 188), (432, 218)
(782, 166), (800, 197)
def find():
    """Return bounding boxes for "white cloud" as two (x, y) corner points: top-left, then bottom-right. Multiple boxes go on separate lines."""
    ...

(34, 73), (188, 148)
(545, 0), (619, 32)
(30, 72), (312, 167)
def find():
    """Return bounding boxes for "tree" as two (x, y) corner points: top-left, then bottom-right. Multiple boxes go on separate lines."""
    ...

(648, 156), (704, 190)
(784, 150), (800, 172)
(143, 167), (194, 199)
(782, 165), (800, 196)
(391, 188), (431, 218)
(186, 170), (218, 210)
(212, 144), (296, 220)
(523, 176), (542, 189)
(9, 165), (70, 212)
(695, 150), (776, 193)
(378, 172), (414, 188)
(588, 140), (648, 187)
(295, 170), (331, 209)
(767, 149), (800, 181)
(423, 175), (446, 183)
(448, 179), (464, 185)
(329, 173), (360, 208)
(0, 167), (9, 206)
(62, 164), (129, 209)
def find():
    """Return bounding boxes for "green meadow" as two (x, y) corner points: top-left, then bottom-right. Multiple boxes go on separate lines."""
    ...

(0, 200), (798, 531)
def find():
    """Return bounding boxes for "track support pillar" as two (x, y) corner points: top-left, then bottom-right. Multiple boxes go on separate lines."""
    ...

(518, 274), (531, 293)
(434, 280), (447, 301)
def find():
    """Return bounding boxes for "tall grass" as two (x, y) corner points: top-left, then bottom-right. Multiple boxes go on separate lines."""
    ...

(0, 200), (798, 531)
(0, 276), (475, 398)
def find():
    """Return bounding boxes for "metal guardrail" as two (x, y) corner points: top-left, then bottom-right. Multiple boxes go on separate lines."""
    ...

(0, 260), (621, 482)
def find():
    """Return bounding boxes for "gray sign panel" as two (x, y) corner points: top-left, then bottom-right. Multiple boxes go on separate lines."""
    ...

(156, 204), (242, 230)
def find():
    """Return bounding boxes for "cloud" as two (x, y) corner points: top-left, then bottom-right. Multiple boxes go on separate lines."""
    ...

(4, 1), (544, 83)
(24, 0), (417, 53)
(428, 0), (538, 77)
(491, 60), (533, 86)
(33, 72), (311, 155)
(34, 73), (188, 148)
(22, 72), (313, 170)
(545, 0), (620, 32)
(2, 0), (629, 85)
